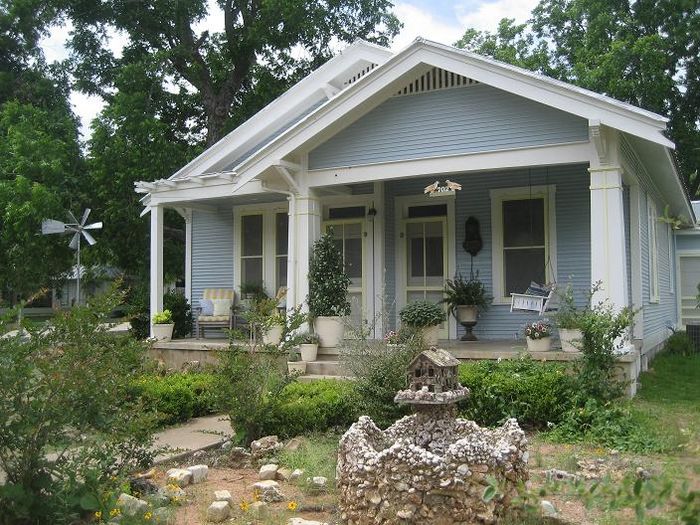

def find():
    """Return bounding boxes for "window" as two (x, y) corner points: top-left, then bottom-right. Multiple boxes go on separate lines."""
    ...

(491, 186), (556, 303)
(647, 197), (659, 302)
(241, 214), (263, 286)
(275, 212), (289, 290)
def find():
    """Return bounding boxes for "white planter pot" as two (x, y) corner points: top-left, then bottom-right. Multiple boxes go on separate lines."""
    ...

(456, 305), (479, 323)
(152, 323), (174, 341)
(287, 361), (307, 374)
(527, 336), (552, 352)
(314, 316), (344, 348)
(300, 343), (319, 362)
(559, 328), (583, 353)
(423, 325), (440, 347)
(262, 325), (283, 345)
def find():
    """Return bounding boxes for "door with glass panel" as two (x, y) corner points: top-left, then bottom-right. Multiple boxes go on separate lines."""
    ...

(323, 220), (365, 326)
(403, 217), (448, 339)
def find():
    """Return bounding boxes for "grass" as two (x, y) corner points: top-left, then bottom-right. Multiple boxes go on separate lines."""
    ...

(277, 433), (340, 493)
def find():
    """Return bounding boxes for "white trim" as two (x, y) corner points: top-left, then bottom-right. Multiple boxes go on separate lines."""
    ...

(490, 185), (557, 304)
(394, 195), (456, 340)
(629, 184), (644, 338)
(675, 250), (700, 329)
(233, 202), (289, 297)
(647, 195), (660, 303)
(149, 205), (164, 336)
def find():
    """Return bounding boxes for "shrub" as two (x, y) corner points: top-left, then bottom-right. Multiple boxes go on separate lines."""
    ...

(132, 372), (218, 426)
(308, 231), (351, 318)
(0, 289), (155, 524)
(260, 380), (359, 438)
(664, 330), (697, 356)
(163, 289), (194, 338)
(458, 356), (577, 428)
(126, 281), (150, 340)
(399, 300), (446, 328)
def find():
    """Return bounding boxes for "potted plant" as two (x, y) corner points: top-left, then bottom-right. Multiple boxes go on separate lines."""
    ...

(239, 282), (266, 309)
(399, 301), (446, 347)
(442, 273), (491, 341)
(249, 295), (284, 345)
(555, 285), (583, 353)
(298, 332), (320, 362)
(308, 231), (351, 348)
(151, 310), (174, 341)
(524, 320), (553, 352)
(287, 349), (307, 374)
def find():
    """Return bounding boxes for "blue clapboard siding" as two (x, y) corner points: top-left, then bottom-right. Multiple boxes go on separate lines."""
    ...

(191, 209), (234, 304)
(676, 234), (700, 252)
(640, 191), (677, 339)
(309, 85), (588, 170)
(384, 164), (591, 339)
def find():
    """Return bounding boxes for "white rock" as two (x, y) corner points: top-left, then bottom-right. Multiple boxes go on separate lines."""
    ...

(213, 490), (232, 504)
(311, 476), (328, 489)
(252, 479), (285, 502)
(206, 501), (230, 523)
(289, 468), (304, 481)
(250, 435), (281, 457)
(165, 468), (192, 487)
(252, 479), (280, 490)
(186, 464), (209, 484)
(276, 467), (292, 481)
(259, 463), (279, 480)
(116, 493), (149, 517)
(250, 501), (267, 514)
(541, 500), (557, 517)
(287, 519), (329, 525)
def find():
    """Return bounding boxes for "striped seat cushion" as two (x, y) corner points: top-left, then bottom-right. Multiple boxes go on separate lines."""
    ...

(202, 289), (235, 301)
(198, 315), (230, 322)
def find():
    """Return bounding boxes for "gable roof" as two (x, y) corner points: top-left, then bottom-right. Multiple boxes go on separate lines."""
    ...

(408, 348), (460, 369)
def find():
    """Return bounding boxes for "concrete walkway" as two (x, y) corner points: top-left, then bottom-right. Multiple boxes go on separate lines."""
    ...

(153, 414), (233, 463)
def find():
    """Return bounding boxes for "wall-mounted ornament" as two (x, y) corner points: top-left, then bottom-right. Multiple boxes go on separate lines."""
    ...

(423, 180), (462, 197)
(463, 216), (482, 257)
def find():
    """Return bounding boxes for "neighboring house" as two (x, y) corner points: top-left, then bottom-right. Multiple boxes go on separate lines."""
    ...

(136, 38), (694, 364)
(52, 265), (120, 308)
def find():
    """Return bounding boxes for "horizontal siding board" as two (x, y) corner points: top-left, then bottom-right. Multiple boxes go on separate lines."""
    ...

(309, 85), (588, 169)
(384, 164), (591, 339)
(191, 210), (234, 306)
(676, 234), (700, 252)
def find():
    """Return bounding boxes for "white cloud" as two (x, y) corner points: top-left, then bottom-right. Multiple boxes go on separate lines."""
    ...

(455, 0), (539, 32)
(391, 3), (465, 50)
(69, 91), (103, 141)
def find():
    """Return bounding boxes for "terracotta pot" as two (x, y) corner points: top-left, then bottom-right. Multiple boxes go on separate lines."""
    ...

(456, 305), (478, 323)
(423, 325), (440, 347)
(314, 316), (344, 347)
(262, 324), (283, 345)
(559, 328), (583, 353)
(300, 343), (319, 362)
(287, 361), (307, 374)
(527, 336), (552, 352)
(152, 323), (174, 341)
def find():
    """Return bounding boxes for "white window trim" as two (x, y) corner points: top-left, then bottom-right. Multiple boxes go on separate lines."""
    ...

(668, 223), (675, 295)
(490, 184), (557, 304)
(233, 202), (289, 298)
(647, 196), (659, 303)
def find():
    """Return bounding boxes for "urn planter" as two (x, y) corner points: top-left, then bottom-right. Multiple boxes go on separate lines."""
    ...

(262, 325), (283, 346)
(558, 328), (583, 353)
(299, 343), (319, 362)
(456, 305), (479, 341)
(526, 336), (552, 352)
(152, 323), (174, 341)
(422, 325), (440, 347)
(314, 316), (344, 348)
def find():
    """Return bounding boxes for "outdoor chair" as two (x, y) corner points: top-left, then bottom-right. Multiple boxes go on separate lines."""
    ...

(195, 288), (235, 338)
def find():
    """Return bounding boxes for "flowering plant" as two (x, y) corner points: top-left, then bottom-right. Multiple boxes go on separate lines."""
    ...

(384, 330), (401, 344)
(524, 320), (552, 340)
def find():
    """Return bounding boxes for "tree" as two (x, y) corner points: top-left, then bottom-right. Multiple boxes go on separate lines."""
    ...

(65, 0), (401, 144)
(456, 1), (700, 196)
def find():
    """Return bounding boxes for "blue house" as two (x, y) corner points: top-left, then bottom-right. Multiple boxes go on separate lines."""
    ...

(136, 38), (694, 383)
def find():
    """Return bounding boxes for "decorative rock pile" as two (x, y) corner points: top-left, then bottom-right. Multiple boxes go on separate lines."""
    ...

(337, 348), (529, 524)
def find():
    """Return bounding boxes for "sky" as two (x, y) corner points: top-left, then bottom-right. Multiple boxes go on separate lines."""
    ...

(40, 0), (539, 139)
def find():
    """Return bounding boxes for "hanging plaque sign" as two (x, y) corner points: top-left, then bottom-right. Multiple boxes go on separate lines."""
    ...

(423, 180), (462, 197)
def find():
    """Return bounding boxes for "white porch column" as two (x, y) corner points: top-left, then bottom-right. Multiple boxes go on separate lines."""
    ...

(589, 167), (629, 309)
(285, 195), (297, 309)
(183, 209), (193, 304)
(370, 181), (385, 338)
(294, 193), (321, 312)
(150, 204), (164, 336)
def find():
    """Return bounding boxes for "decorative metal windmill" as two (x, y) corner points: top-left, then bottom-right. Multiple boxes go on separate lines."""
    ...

(41, 209), (103, 306)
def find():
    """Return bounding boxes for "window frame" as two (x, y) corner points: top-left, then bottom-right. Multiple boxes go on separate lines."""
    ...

(490, 185), (557, 304)
(647, 196), (659, 303)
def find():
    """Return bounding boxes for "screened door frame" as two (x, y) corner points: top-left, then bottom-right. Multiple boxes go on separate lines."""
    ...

(676, 250), (700, 329)
(394, 195), (456, 340)
(490, 184), (557, 304)
(233, 201), (290, 299)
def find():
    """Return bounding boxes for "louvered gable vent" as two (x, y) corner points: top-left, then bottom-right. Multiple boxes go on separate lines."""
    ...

(394, 67), (478, 96)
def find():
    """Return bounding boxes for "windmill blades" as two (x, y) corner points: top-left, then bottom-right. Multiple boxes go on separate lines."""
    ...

(69, 231), (81, 250)
(81, 230), (97, 246)
(41, 219), (66, 234)
(83, 222), (103, 230)
(80, 208), (91, 226)
(67, 210), (80, 226)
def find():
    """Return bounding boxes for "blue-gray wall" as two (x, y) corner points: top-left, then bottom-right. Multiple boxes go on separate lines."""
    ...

(676, 233), (700, 252)
(309, 85), (588, 170)
(384, 163), (591, 339)
(191, 209), (234, 304)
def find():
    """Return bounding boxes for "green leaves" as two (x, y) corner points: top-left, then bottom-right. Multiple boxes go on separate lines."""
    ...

(308, 231), (351, 318)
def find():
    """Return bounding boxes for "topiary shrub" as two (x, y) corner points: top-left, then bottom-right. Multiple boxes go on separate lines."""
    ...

(458, 356), (577, 428)
(308, 230), (351, 318)
(399, 300), (446, 328)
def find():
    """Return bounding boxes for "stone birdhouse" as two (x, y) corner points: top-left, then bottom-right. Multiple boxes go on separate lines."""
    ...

(406, 348), (460, 394)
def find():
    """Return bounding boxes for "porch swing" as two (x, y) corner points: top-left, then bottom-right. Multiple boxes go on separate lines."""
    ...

(509, 168), (557, 316)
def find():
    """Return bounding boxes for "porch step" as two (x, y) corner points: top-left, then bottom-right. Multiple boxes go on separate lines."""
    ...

(305, 359), (347, 376)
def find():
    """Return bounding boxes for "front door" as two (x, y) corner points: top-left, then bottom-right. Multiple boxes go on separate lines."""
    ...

(323, 220), (365, 326)
(400, 211), (450, 339)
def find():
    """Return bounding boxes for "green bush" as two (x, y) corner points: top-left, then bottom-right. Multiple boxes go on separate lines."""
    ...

(132, 372), (218, 426)
(399, 300), (446, 327)
(163, 290), (194, 338)
(664, 330), (697, 356)
(458, 356), (577, 428)
(261, 380), (359, 438)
